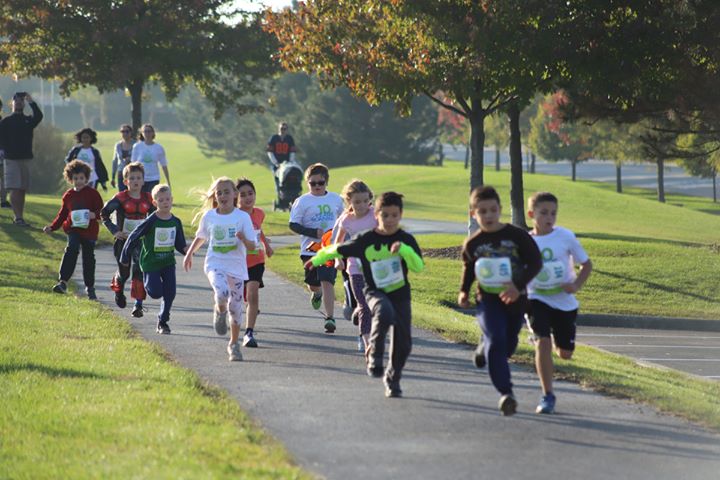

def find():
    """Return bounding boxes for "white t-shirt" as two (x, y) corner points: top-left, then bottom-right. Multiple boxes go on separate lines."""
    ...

(76, 147), (98, 184)
(131, 142), (167, 182)
(528, 226), (589, 311)
(196, 208), (255, 278)
(289, 191), (344, 256)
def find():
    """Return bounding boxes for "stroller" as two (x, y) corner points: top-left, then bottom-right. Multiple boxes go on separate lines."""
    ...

(273, 160), (304, 211)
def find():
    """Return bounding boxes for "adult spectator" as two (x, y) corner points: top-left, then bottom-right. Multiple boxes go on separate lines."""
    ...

(267, 122), (297, 192)
(0, 97), (9, 209)
(131, 124), (170, 193)
(64, 127), (109, 190)
(111, 124), (135, 191)
(0, 92), (43, 226)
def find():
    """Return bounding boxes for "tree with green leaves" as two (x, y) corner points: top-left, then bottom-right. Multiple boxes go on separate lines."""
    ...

(0, 0), (275, 132)
(265, 0), (565, 229)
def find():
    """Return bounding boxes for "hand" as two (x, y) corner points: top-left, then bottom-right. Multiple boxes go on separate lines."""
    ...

(113, 231), (128, 240)
(111, 179), (116, 188)
(390, 241), (402, 254)
(499, 283), (520, 304)
(43, 225), (52, 234)
(265, 244), (274, 257)
(457, 291), (471, 309)
(89, 212), (96, 220)
(25, 94), (33, 103)
(304, 259), (315, 270)
(235, 231), (246, 241)
(183, 253), (193, 272)
(562, 282), (579, 294)
(316, 228), (324, 240)
(334, 258), (345, 271)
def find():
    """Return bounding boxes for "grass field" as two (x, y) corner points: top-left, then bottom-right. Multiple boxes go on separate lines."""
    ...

(0, 199), (310, 478)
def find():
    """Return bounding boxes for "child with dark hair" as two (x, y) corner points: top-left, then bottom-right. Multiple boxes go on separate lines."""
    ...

(458, 185), (542, 416)
(101, 162), (155, 316)
(307, 191), (424, 398)
(43, 160), (104, 299)
(64, 127), (109, 190)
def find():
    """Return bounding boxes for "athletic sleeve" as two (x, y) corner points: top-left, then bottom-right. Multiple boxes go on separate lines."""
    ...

(28, 102), (43, 128)
(459, 236), (477, 294)
(49, 191), (71, 232)
(398, 235), (424, 273)
(514, 228), (543, 290)
(121, 214), (156, 264)
(174, 218), (187, 254)
(101, 196), (122, 234)
(64, 146), (78, 164)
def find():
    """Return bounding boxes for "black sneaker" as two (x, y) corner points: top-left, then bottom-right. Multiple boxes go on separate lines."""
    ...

(156, 321), (171, 334)
(499, 394), (518, 416)
(383, 378), (402, 398)
(473, 342), (486, 369)
(52, 281), (67, 294)
(86, 287), (97, 301)
(131, 304), (144, 318)
(114, 291), (127, 308)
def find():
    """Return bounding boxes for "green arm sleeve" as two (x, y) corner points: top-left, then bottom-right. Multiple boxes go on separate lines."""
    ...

(310, 244), (342, 266)
(398, 243), (424, 273)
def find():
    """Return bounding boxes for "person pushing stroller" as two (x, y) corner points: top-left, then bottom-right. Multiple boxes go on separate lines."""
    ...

(267, 121), (302, 211)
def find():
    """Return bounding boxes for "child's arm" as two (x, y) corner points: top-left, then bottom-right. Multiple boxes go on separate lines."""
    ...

(45, 195), (69, 233)
(458, 240), (475, 308)
(120, 215), (154, 265)
(305, 239), (362, 269)
(392, 238), (424, 273)
(564, 258), (593, 294)
(94, 148), (109, 191)
(333, 225), (347, 270)
(260, 231), (273, 257)
(235, 218), (257, 251)
(174, 219), (188, 255)
(100, 196), (126, 239)
(183, 236), (206, 271)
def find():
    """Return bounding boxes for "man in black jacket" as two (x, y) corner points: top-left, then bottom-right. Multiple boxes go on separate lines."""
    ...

(0, 93), (43, 226)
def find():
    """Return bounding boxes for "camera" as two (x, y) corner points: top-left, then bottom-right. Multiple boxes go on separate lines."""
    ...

(13, 92), (27, 100)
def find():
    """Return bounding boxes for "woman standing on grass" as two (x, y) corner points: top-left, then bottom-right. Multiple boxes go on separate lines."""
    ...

(111, 124), (136, 191)
(131, 124), (170, 193)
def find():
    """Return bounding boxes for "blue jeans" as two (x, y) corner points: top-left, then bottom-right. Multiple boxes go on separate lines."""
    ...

(476, 295), (525, 395)
(144, 265), (176, 322)
(59, 232), (96, 287)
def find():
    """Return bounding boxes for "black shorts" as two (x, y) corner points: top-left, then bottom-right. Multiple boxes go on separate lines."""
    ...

(527, 299), (577, 352)
(301, 255), (337, 287)
(247, 263), (265, 288)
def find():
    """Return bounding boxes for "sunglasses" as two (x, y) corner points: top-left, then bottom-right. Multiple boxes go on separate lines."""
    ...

(120, 129), (131, 133)
(308, 180), (326, 187)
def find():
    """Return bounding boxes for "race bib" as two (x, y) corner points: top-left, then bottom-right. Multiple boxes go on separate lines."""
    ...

(370, 256), (405, 291)
(71, 209), (90, 229)
(154, 227), (176, 252)
(248, 229), (262, 255)
(123, 218), (144, 234)
(534, 260), (567, 295)
(474, 257), (512, 293)
(212, 224), (238, 253)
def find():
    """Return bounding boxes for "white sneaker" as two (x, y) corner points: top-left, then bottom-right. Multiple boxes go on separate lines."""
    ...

(357, 335), (365, 352)
(213, 310), (228, 336)
(227, 342), (242, 361)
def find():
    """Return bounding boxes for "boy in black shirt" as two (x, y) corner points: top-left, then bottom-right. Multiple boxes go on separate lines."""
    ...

(458, 186), (542, 416)
(308, 192), (424, 398)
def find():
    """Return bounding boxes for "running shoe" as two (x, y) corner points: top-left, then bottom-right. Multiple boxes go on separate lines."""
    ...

(156, 320), (171, 334)
(310, 292), (322, 310)
(131, 303), (144, 318)
(324, 316), (336, 333)
(473, 341), (486, 369)
(357, 335), (365, 352)
(383, 377), (402, 398)
(343, 303), (353, 321)
(12, 218), (30, 227)
(227, 342), (243, 361)
(114, 291), (127, 308)
(52, 281), (67, 294)
(86, 287), (97, 301)
(213, 309), (228, 336)
(499, 394), (518, 416)
(536, 393), (556, 414)
(242, 331), (258, 348)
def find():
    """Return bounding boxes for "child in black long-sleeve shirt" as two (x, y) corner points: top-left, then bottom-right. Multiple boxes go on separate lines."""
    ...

(458, 186), (542, 416)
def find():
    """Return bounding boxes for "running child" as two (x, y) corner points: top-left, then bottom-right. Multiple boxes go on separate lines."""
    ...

(307, 192), (424, 398)
(289, 163), (344, 333)
(333, 179), (377, 352)
(526, 192), (593, 414)
(183, 177), (256, 361)
(458, 186), (542, 416)
(120, 184), (187, 334)
(43, 160), (104, 299)
(237, 177), (273, 348)
(101, 162), (154, 316)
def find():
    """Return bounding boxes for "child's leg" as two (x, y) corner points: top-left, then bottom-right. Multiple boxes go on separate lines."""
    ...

(130, 249), (145, 304)
(245, 281), (260, 329)
(80, 238), (96, 288)
(58, 232), (81, 282)
(365, 291), (394, 369)
(528, 300), (555, 395)
(157, 265), (176, 323)
(317, 265), (337, 318)
(226, 274), (245, 346)
(112, 239), (131, 288)
(143, 271), (162, 299)
(207, 269), (231, 313)
(386, 298), (412, 384)
(477, 296), (515, 395)
(349, 274), (372, 346)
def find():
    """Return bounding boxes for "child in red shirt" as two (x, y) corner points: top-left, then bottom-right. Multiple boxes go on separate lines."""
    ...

(43, 160), (104, 299)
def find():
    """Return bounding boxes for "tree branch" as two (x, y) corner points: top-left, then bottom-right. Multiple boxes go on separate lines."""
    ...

(422, 89), (468, 117)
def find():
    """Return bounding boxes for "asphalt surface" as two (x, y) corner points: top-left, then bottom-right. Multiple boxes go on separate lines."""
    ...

(86, 244), (720, 480)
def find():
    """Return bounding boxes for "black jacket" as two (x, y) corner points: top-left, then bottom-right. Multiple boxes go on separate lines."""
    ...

(0, 102), (43, 159)
(65, 145), (109, 188)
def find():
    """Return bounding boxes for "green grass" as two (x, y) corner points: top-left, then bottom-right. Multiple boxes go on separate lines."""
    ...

(0, 199), (311, 479)
(267, 240), (720, 431)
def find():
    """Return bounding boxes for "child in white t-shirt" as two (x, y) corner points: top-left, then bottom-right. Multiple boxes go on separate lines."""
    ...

(183, 177), (256, 361)
(289, 163), (344, 334)
(526, 191), (593, 414)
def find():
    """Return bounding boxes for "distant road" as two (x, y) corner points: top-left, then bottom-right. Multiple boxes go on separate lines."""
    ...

(443, 146), (718, 199)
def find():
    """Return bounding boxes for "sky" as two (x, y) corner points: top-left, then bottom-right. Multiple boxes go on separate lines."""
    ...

(233, 0), (292, 11)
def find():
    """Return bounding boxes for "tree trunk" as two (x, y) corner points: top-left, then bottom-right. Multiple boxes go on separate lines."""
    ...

(128, 79), (144, 134)
(467, 106), (486, 235)
(571, 158), (577, 181)
(616, 163), (622, 193)
(507, 102), (527, 229)
(657, 157), (665, 203)
(530, 153), (536, 174)
(495, 148), (500, 171)
(713, 168), (717, 203)
(464, 139), (470, 170)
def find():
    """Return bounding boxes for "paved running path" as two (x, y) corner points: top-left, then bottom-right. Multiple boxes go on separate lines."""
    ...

(88, 246), (720, 480)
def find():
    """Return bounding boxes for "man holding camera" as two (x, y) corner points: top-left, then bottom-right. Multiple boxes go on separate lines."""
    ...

(0, 92), (43, 226)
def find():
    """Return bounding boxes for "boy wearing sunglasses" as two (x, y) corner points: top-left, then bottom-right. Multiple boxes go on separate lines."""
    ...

(289, 163), (344, 333)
